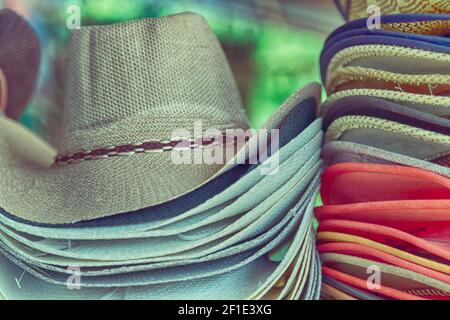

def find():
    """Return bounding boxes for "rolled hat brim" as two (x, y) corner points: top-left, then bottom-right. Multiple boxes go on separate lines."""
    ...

(318, 242), (450, 284)
(321, 95), (450, 133)
(318, 219), (450, 262)
(321, 255), (450, 299)
(321, 37), (450, 82)
(325, 116), (450, 164)
(322, 276), (382, 300)
(322, 141), (450, 177)
(325, 89), (450, 118)
(320, 162), (450, 204)
(317, 231), (450, 274)
(315, 200), (450, 229)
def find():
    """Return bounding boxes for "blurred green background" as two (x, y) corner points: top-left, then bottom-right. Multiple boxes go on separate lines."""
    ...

(1, 0), (342, 145)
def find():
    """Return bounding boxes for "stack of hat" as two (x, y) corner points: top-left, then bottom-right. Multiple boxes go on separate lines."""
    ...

(317, 1), (450, 300)
(0, 10), (323, 300)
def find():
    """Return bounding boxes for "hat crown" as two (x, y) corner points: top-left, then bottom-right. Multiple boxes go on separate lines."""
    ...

(60, 12), (247, 153)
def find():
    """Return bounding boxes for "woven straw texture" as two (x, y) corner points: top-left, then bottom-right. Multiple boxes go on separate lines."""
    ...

(60, 12), (247, 153)
(405, 289), (450, 297)
(336, 0), (450, 21)
(328, 72), (450, 96)
(0, 9), (40, 120)
(325, 89), (450, 119)
(325, 115), (450, 145)
(326, 45), (450, 94)
(327, 45), (450, 79)
(326, 88), (450, 108)
(382, 20), (450, 35)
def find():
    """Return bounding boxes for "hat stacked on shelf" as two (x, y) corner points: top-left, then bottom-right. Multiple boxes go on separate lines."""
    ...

(317, 1), (450, 300)
(0, 10), (323, 300)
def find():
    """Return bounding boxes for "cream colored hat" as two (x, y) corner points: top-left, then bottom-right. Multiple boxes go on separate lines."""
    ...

(0, 12), (248, 225)
(0, 12), (321, 225)
(3, 12), (252, 225)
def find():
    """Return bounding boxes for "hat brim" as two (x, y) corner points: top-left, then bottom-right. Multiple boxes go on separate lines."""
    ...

(315, 200), (450, 227)
(0, 120), (322, 241)
(326, 89), (450, 118)
(337, 2), (450, 22)
(325, 115), (450, 161)
(325, 45), (450, 94)
(322, 141), (450, 177)
(0, 169), (320, 269)
(320, 162), (450, 204)
(0, 83), (321, 225)
(321, 37), (450, 82)
(318, 231), (450, 274)
(321, 254), (450, 299)
(259, 245), (315, 300)
(325, 28), (450, 53)
(322, 95), (450, 133)
(260, 235), (314, 300)
(319, 219), (450, 262)
(0, 186), (317, 287)
(0, 194), (317, 298)
(326, 13), (450, 46)
(322, 276), (379, 300)
(319, 242), (450, 284)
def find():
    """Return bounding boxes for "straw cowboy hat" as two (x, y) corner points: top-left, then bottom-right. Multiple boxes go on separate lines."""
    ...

(0, 12), (319, 225)
(0, 9), (39, 119)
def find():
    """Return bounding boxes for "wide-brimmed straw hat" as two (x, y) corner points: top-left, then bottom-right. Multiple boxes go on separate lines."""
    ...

(0, 9), (40, 119)
(0, 12), (322, 225)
